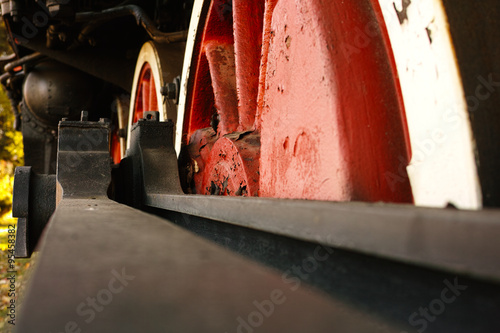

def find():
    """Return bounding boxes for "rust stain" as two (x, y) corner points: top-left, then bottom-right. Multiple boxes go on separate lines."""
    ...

(426, 26), (433, 44)
(394, 0), (412, 24)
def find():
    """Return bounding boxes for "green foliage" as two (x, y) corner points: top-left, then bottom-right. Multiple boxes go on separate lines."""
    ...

(0, 20), (29, 332)
(0, 90), (23, 166)
(0, 19), (22, 218)
(0, 87), (23, 216)
(0, 19), (12, 55)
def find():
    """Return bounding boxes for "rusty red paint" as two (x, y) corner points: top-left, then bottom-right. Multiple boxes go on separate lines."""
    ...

(255, 0), (278, 130)
(233, 0), (265, 131)
(188, 129), (260, 196)
(204, 41), (238, 136)
(182, 0), (413, 203)
(182, 0), (263, 195)
(183, 0), (235, 142)
(259, 0), (413, 203)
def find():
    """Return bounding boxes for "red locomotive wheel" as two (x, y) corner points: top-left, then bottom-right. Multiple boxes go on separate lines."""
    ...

(178, 0), (415, 203)
(180, 0), (414, 203)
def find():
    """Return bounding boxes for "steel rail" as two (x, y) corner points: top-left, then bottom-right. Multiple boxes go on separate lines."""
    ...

(144, 193), (500, 283)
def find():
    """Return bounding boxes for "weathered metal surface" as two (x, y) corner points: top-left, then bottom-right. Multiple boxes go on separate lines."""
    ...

(12, 167), (30, 258)
(186, 129), (261, 196)
(175, 0), (208, 154)
(23, 60), (96, 127)
(182, 3), (264, 195)
(12, 166), (56, 258)
(116, 116), (183, 207)
(165, 211), (500, 333)
(377, 0), (482, 209)
(233, 0), (264, 131)
(179, 0), (263, 196)
(57, 117), (111, 199)
(18, 198), (400, 333)
(205, 41), (239, 135)
(259, 0), (412, 202)
(145, 194), (500, 283)
(13, 61), (500, 333)
(178, 0), (413, 202)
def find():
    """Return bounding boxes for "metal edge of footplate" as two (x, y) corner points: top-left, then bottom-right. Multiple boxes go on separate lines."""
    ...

(17, 197), (406, 332)
(145, 194), (500, 284)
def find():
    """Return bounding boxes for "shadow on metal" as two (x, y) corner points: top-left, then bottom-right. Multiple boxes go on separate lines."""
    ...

(151, 208), (500, 333)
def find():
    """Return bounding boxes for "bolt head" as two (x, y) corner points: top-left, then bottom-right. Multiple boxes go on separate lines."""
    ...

(161, 83), (178, 100)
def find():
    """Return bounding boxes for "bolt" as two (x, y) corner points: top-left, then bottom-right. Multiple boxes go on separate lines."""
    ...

(143, 111), (159, 122)
(81, 111), (89, 121)
(118, 128), (127, 138)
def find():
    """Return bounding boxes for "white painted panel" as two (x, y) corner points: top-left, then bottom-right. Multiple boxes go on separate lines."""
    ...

(378, 0), (482, 209)
(175, 0), (206, 156)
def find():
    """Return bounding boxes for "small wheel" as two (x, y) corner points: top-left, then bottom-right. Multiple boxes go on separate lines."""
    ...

(125, 41), (185, 152)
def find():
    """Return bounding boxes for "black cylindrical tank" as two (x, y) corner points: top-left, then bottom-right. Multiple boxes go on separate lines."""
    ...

(22, 60), (95, 128)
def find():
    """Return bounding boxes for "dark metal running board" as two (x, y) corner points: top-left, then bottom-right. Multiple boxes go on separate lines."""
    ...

(18, 198), (388, 333)
(145, 193), (500, 283)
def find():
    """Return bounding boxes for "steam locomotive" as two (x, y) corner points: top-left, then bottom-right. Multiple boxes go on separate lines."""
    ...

(1, 1), (500, 332)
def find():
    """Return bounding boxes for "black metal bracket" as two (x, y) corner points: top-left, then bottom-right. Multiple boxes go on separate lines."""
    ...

(12, 166), (56, 258)
(113, 112), (182, 207)
(12, 112), (111, 258)
(56, 116), (111, 199)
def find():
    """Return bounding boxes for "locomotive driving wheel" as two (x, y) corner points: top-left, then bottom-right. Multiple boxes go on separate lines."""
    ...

(177, 0), (414, 203)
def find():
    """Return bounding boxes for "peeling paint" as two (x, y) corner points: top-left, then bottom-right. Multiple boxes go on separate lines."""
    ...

(393, 0), (412, 24)
(426, 26), (433, 44)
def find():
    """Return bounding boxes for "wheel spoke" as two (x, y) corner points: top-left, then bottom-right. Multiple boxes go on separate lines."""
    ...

(149, 70), (158, 112)
(233, 0), (265, 131)
(204, 41), (238, 135)
(141, 77), (149, 115)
